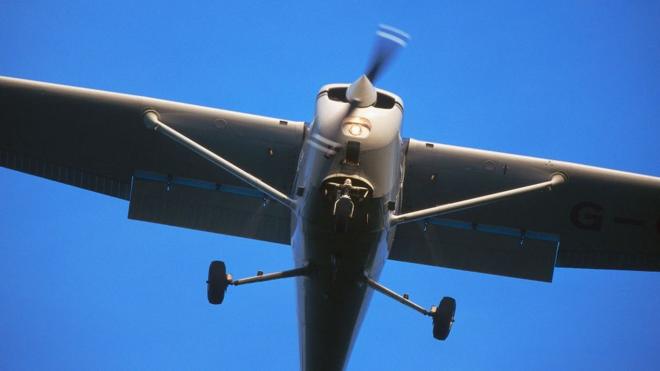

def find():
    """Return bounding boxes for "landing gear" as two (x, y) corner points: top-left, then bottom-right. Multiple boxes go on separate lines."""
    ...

(207, 260), (231, 304)
(334, 195), (353, 232)
(365, 275), (456, 341)
(323, 176), (373, 233)
(206, 262), (310, 305)
(432, 297), (456, 340)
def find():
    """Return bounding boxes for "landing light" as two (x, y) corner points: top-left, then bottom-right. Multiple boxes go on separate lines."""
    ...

(349, 124), (363, 136)
(342, 117), (371, 139)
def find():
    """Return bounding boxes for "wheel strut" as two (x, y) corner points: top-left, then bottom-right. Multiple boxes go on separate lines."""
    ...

(207, 261), (311, 305)
(365, 274), (456, 341)
(230, 265), (310, 286)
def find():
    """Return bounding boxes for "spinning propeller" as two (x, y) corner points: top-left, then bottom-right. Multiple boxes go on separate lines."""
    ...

(345, 24), (410, 108)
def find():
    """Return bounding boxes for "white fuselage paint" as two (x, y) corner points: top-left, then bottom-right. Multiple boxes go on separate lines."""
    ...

(290, 84), (405, 371)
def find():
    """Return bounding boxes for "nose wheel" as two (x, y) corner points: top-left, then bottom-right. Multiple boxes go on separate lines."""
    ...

(323, 176), (373, 233)
(432, 297), (456, 340)
(334, 195), (353, 232)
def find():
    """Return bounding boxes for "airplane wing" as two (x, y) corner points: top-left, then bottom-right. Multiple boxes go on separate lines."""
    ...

(0, 76), (306, 244)
(390, 139), (660, 282)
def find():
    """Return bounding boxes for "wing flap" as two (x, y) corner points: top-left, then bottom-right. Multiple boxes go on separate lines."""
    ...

(129, 174), (290, 244)
(390, 218), (558, 282)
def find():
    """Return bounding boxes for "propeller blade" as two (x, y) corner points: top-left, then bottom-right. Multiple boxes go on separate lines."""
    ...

(365, 24), (410, 83)
(342, 25), (410, 117)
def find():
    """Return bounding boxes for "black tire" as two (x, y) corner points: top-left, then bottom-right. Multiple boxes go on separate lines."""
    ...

(207, 260), (229, 305)
(432, 297), (456, 340)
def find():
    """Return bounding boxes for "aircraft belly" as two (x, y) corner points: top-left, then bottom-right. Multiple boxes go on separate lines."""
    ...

(292, 219), (390, 371)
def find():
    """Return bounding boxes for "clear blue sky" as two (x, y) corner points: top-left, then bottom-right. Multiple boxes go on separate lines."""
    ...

(1, 1), (659, 370)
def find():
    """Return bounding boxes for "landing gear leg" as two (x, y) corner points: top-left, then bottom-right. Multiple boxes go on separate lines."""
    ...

(206, 262), (310, 305)
(365, 275), (456, 341)
(333, 195), (353, 233)
(325, 177), (371, 233)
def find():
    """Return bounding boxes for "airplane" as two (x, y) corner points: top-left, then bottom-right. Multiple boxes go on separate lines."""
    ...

(1, 24), (659, 371)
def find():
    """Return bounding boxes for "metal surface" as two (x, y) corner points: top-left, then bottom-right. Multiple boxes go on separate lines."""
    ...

(390, 222), (560, 282)
(390, 174), (565, 226)
(0, 76), (305, 201)
(128, 175), (291, 244)
(231, 266), (310, 286)
(395, 139), (660, 272)
(144, 111), (296, 211)
(289, 83), (404, 370)
(365, 276), (431, 316)
(346, 75), (377, 107)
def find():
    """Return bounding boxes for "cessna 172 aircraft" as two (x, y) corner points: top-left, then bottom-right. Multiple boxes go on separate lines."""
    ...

(1, 25), (659, 371)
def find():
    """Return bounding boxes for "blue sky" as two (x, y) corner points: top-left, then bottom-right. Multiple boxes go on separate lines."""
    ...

(1, 1), (659, 370)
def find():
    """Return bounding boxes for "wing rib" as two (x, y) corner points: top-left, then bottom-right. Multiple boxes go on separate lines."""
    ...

(390, 174), (565, 227)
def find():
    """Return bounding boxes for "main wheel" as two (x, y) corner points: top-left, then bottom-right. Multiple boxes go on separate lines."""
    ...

(432, 297), (456, 340)
(207, 260), (230, 305)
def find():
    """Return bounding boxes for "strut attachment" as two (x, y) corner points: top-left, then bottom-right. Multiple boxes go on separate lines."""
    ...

(143, 111), (296, 211)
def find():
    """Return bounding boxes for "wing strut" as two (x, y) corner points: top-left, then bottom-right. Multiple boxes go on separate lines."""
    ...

(143, 110), (297, 211)
(390, 174), (565, 227)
